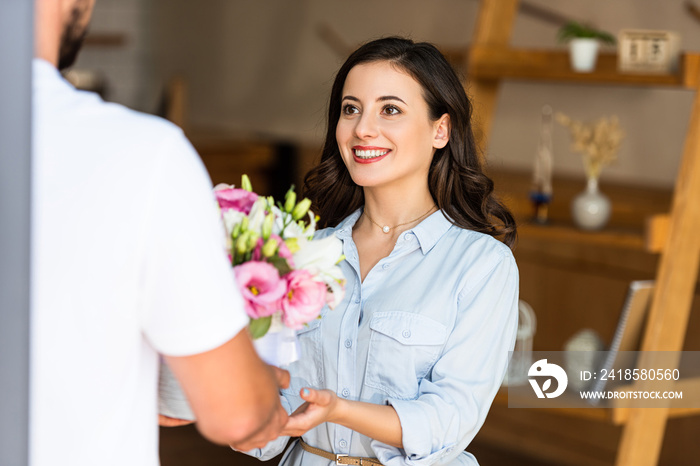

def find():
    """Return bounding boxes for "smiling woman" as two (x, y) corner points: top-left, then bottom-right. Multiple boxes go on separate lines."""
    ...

(335, 61), (448, 198)
(306, 37), (516, 247)
(240, 37), (520, 466)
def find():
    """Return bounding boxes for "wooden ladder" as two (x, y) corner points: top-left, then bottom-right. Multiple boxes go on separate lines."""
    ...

(467, 1), (700, 464)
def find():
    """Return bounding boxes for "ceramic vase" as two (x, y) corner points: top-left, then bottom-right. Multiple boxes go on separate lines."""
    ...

(569, 38), (600, 72)
(571, 177), (611, 230)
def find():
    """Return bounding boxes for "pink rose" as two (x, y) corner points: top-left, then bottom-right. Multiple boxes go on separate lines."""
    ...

(214, 186), (258, 215)
(234, 261), (286, 319)
(280, 270), (327, 330)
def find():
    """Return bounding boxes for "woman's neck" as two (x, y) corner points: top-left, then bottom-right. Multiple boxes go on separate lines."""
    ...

(361, 184), (436, 231)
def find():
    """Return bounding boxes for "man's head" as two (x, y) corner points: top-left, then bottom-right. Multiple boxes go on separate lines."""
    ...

(35, 0), (96, 69)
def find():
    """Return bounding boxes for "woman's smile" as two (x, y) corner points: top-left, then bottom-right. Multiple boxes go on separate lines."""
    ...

(353, 146), (391, 163)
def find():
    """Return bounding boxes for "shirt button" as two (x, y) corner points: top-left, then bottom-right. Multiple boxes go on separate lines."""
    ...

(339, 440), (348, 448)
(382, 263), (390, 270)
(402, 330), (411, 338)
(344, 339), (352, 348)
(404, 233), (411, 241)
(354, 297), (360, 304)
(342, 388), (350, 397)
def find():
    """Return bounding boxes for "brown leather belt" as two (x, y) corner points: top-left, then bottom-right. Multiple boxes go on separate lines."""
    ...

(299, 439), (382, 466)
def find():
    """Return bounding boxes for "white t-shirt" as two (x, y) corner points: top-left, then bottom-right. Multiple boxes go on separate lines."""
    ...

(30, 59), (248, 466)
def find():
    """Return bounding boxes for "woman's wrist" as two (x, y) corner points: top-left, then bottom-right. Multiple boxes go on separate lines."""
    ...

(328, 395), (349, 425)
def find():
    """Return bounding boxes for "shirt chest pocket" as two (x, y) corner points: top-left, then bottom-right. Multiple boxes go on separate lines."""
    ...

(281, 318), (324, 398)
(364, 311), (448, 400)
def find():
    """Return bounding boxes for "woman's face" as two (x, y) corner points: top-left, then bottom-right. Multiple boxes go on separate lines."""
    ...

(335, 61), (449, 191)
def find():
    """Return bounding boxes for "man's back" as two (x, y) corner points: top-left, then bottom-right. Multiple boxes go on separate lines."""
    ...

(30, 58), (248, 466)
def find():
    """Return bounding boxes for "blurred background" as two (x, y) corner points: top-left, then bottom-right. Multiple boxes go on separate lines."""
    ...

(68, 0), (700, 464)
(73, 0), (700, 190)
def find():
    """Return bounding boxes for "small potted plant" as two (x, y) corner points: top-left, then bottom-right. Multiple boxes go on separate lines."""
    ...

(557, 21), (616, 72)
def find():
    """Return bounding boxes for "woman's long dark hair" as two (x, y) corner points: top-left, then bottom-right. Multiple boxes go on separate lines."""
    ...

(303, 37), (517, 247)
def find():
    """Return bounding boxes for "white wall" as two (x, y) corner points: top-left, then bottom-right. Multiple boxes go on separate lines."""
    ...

(150, 0), (478, 142)
(73, 0), (156, 112)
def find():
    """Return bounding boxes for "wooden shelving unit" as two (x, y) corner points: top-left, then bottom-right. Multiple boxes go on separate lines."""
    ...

(469, 1), (700, 465)
(469, 46), (700, 88)
(517, 222), (646, 251)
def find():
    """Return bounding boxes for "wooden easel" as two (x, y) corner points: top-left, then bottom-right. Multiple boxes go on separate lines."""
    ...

(467, 1), (700, 464)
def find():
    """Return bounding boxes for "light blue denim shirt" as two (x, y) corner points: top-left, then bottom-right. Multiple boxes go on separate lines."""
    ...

(247, 209), (519, 466)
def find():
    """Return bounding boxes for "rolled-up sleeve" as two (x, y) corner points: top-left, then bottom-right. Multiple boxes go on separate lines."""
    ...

(372, 250), (519, 466)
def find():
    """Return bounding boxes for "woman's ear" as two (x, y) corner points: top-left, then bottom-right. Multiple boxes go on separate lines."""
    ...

(433, 114), (451, 149)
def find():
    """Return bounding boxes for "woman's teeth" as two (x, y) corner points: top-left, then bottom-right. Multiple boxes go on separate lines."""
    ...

(354, 149), (389, 159)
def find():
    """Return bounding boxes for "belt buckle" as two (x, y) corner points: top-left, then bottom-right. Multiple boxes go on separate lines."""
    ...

(335, 453), (348, 465)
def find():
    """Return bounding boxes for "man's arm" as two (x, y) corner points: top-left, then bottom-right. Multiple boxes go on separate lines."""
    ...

(164, 328), (288, 450)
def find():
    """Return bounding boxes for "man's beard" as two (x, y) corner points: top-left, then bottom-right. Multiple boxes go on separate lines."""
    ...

(57, 6), (89, 71)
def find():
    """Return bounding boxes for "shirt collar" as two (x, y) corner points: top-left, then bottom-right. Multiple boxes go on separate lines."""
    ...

(333, 209), (363, 240)
(410, 209), (453, 255)
(332, 208), (453, 255)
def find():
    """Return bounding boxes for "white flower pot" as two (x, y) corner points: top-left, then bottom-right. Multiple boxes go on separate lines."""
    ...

(569, 38), (600, 73)
(571, 177), (611, 230)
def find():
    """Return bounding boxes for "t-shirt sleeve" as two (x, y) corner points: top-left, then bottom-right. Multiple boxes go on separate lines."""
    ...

(139, 129), (248, 356)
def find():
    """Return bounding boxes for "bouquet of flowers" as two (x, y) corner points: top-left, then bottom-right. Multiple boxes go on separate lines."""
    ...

(158, 175), (345, 421)
(214, 175), (345, 364)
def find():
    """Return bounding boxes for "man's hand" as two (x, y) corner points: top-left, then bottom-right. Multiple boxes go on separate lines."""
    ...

(281, 388), (339, 437)
(164, 330), (290, 446)
(228, 364), (290, 451)
(158, 414), (194, 427)
(229, 401), (288, 451)
(271, 365), (290, 390)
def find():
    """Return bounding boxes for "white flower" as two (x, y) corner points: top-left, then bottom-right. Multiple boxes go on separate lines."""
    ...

(294, 235), (341, 270)
(293, 235), (346, 309)
(221, 209), (246, 236)
(247, 198), (268, 234)
(275, 208), (317, 239)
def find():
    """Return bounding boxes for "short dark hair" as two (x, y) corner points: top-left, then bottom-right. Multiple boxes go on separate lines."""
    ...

(303, 36), (516, 247)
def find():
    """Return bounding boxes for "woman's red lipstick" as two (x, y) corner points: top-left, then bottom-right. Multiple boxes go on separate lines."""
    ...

(352, 146), (391, 164)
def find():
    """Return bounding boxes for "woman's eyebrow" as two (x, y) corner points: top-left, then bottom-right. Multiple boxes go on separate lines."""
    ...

(377, 95), (406, 104)
(341, 95), (407, 104)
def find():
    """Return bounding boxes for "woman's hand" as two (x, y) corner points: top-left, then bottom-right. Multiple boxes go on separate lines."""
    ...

(281, 388), (340, 437)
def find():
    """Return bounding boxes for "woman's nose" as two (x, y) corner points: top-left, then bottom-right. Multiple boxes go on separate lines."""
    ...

(353, 113), (378, 140)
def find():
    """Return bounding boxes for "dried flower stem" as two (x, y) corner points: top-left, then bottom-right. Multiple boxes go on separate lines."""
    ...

(556, 112), (625, 180)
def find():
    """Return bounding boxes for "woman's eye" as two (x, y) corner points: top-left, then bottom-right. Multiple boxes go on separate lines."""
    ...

(382, 105), (401, 116)
(342, 104), (359, 115)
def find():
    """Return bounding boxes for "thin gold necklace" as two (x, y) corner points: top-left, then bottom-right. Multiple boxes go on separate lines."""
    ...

(363, 205), (436, 234)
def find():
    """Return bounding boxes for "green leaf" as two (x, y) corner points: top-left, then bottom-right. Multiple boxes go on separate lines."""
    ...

(557, 21), (616, 45)
(249, 316), (272, 339)
(268, 256), (292, 276)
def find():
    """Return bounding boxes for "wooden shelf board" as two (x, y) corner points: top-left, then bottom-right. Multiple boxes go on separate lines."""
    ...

(468, 46), (700, 89)
(494, 388), (614, 423)
(517, 222), (647, 251)
(84, 33), (127, 47)
(495, 377), (700, 427)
